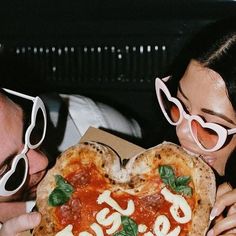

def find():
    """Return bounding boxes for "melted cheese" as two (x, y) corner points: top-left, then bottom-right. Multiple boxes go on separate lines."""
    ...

(79, 232), (92, 236)
(97, 190), (135, 216)
(90, 223), (104, 236)
(154, 215), (180, 236)
(96, 208), (121, 234)
(55, 224), (74, 236)
(138, 224), (147, 233)
(144, 232), (154, 236)
(161, 187), (192, 224)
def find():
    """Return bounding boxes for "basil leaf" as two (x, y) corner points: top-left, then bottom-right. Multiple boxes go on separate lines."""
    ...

(55, 175), (73, 197)
(159, 165), (176, 187)
(114, 216), (138, 236)
(114, 231), (126, 236)
(175, 176), (191, 186)
(175, 185), (192, 196)
(159, 165), (192, 197)
(48, 175), (74, 206)
(48, 188), (69, 206)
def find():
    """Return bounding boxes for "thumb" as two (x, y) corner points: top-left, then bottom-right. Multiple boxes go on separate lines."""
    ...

(0, 212), (41, 236)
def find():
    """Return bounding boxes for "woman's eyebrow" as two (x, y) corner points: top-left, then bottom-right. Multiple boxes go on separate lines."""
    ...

(201, 108), (236, 125)
(179, 82), (236, 125)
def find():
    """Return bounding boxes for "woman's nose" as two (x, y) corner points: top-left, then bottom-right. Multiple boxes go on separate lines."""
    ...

(27, 149), (48, 175)
(176, 118), (194, 142)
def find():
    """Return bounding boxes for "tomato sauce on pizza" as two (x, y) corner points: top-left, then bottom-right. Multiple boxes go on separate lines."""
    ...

(33, 141), (215, 236)
(52, 157), (196, 235)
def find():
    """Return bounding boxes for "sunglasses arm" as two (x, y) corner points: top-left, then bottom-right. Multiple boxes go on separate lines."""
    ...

(228, 128), (236, 135)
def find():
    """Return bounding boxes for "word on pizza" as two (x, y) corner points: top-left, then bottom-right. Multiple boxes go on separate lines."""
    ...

(33, 141), (216, 236)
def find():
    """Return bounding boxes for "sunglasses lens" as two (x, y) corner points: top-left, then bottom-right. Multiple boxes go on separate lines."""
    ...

(160, 90), (180, 123)
(191, 120), (219, 150)
(5, 158), (26, 191)
(29, 108), (45, 146)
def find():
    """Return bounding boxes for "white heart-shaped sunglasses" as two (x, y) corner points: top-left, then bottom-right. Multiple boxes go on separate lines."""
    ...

(155, 76), (236, 152)
(0, 89), (47, 196)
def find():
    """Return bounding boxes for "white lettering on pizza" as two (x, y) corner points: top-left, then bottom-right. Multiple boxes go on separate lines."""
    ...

(79, 232), (92, 236)
(90, 223), (104, 236)
(97, 190), (135, 216)
(59, 188), (192, 236)
(55, 224), (74, 236)
(154, 215), (181, 236)
(144, 233), (154, 236)
(79, 223), (104, 236)
(161, 187), (192, 224)
(138, 224), (148, 233)
(96, 208), (121, 234)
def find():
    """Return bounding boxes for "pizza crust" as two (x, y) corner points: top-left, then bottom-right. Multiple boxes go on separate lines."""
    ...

(33, 141), (216, 236)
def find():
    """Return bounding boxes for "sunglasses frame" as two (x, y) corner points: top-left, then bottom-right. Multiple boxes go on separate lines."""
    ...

(155, 76), (236, 152)
(0, 89), (47, 196)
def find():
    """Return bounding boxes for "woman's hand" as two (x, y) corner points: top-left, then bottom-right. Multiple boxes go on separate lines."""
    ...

(207, 182), (236, 235)
(0, 212), (41, 236)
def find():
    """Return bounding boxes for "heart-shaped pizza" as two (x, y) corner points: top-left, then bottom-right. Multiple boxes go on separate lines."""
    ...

(33, 141), (215, 236)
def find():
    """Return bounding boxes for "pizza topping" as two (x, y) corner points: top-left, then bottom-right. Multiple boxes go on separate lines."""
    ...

(140, 193), (164, 211)
(69, 170), (91, 187)
(161, 187), (192, 224)
(79, 232), (92, 236)
(138, 224), (147, 233)
(58, 198), (82, 223)
(114, 215), (138, 236)
(48, 175), (74, 206)
(96, 208), (121, 234)
(154, 215), (181, 236)
(90, 223), (104, 236)
(97, 190), (135, 216)
(144, 233), (154, 236)
(159, 165), (192, 196)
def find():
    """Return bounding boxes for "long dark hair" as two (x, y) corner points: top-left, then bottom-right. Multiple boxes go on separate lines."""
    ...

(167, 17), (236, 187)
(170, 17), (236, 108)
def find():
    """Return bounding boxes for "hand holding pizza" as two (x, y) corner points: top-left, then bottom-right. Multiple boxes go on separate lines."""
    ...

(207, 183), (236, 236)
(0, 212), (41, 236)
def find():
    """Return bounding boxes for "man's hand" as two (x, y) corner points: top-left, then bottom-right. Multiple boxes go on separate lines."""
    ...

(0, 212), (41, 236)
(207, 182), (236, 235)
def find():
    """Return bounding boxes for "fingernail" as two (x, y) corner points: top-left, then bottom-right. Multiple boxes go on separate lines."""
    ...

(207, 229), (214, 236)
(210, 208), (217, 221)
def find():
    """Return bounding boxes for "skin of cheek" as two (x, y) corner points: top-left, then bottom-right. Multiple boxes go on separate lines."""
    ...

(176, 115), (236, 176)
(211, 135), (236, 175)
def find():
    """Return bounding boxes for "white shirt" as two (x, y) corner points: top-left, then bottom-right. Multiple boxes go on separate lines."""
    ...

(42, 93), (142, 152)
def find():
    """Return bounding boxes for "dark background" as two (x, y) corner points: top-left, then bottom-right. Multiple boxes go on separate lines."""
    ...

(0, 0), (235, 147)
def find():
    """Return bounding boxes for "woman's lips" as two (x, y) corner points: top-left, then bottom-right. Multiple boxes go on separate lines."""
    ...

(182, 147), (216, 167)
(201, 156), (216, 166)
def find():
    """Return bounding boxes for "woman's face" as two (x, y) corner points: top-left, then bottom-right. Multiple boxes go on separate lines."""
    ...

(0, 95), (48, 203)
(176, 60), (236, 175)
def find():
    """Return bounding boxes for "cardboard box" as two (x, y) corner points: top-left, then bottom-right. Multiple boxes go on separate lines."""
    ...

(21, 126), (145, 236)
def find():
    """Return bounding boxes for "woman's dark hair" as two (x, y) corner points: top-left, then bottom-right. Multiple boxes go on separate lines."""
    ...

(168, 17), (236, 187)
(169, 17), (236, 110)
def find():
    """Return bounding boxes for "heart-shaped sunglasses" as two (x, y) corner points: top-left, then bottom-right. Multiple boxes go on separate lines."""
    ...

(0, 89), (47, 196)
(155, 77), (236, 152)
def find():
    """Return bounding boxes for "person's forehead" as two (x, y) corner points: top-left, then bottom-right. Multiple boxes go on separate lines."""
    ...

(179, 60), (236, 122)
